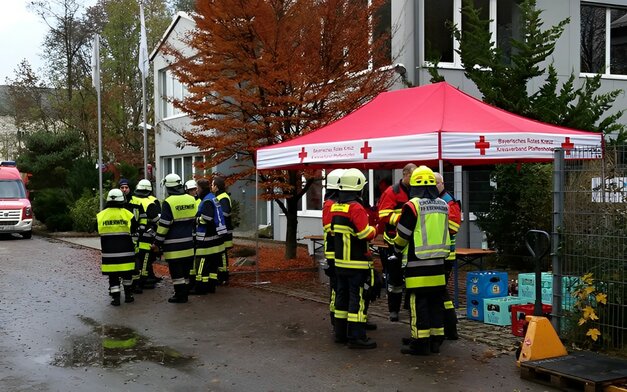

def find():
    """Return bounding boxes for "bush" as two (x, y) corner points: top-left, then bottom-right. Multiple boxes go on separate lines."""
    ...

(70, 192), (99, 233)
(32, 188), (73, 231)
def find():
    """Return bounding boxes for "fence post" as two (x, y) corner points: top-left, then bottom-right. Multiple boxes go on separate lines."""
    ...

(552, 148), (565, 332)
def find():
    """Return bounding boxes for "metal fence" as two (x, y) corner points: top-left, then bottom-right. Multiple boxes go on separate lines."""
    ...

(554, 146), (626, 353)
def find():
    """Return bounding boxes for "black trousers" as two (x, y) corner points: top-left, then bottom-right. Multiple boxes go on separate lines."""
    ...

(335, 267), (370, 340)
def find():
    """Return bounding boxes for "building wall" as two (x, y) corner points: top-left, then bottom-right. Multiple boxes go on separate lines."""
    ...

(396, 0), (627, 248)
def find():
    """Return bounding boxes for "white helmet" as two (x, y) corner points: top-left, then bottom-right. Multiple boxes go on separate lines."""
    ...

(162, 173), (182, 187)
(107, 188), (125, 202)
(185, 179), (197, 191)
(339, 168), (367, 191)
(326, 169), (345, 190)
(136, 179), (152, 191)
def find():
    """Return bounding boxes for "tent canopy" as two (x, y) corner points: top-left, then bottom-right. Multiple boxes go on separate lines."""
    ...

(256, 82), (603, 170)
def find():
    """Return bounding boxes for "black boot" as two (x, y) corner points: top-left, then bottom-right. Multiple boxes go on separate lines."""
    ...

(347, 322), (376, 349)
(401, 338), (430, 356)
(189, 281), (207, 295)
(334, 318), (348, 344)
(365, 321), (377, 330)
(168, 284), (188, 303)
(124, 285), (134, 303)
(207, 280), (216, 294)
(142, 278), (156, 289)
(430, 335), (445, 353)
(444, 308), (459, 340)
(388, 291), (402, 319)
(110, 292), (121, 306)
(348, 337), (377, 349)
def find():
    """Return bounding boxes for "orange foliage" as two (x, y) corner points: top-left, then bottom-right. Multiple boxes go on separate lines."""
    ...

(165, 0), (394, 198)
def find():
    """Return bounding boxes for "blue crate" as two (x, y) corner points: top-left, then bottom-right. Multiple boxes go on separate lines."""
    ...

(466, 270), (508, 299)
(466, 295), (485, 321)
(483, 296), (530, 326)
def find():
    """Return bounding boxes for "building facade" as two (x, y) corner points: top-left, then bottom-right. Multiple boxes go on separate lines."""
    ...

(152, 1), (627, 245)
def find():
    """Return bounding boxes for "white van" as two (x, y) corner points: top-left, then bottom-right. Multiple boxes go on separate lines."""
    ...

(0, 161), (33, 239)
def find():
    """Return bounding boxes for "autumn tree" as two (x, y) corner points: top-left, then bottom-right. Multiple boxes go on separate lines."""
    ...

(167, 0), (394, 259)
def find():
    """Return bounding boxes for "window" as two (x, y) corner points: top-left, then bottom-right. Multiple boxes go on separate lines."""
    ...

(581, 4), (627, 76)
(422, 0), (520, 67)
(162, 154), (208, 182)
(373, 0), (392, 68)
(158, 68), (188, 119)
(297, 171), (323, 213)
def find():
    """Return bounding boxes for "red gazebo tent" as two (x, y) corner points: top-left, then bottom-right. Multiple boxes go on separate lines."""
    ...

(256, 82), (603, 170)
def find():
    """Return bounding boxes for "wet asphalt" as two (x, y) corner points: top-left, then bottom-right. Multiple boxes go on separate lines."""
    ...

(0, 234), (557, 391)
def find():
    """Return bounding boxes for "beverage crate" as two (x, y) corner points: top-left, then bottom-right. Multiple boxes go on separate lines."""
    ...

(466, 295), (485, 322)
(518, 273), (581, 309)
(517, 272), (552, 301)
(466, 270), (508, 299)
(511, 303), (552, 337)
(483, 296), (531, 326)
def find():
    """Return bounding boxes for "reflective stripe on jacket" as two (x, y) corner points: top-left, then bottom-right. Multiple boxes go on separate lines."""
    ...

(97, 207), (136, 274)
(155, 194), (197, 261)
(330, 202), (376, 269)
(440, 191), (461, 261)
(216, 191), (233, 248)
(393, 197), (449, 290)
(377, 181), (409, 245)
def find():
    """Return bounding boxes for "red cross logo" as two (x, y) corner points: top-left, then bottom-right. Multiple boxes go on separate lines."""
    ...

(475, 136), (490, 155)
(561, 137), (574, 155)
(298, 147), (308, 163)
(360, 141), (372, 159)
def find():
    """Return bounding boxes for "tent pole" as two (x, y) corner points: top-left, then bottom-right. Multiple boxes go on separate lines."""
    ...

(255, 169), (259, 283)
(438, 159), (443, 174)
(252, 169), (269, 286)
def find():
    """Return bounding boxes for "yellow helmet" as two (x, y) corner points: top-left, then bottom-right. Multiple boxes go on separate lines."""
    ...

(326, 169), (345, 190)
(410, 166), (436, 187)
(339, 168), (367, 191)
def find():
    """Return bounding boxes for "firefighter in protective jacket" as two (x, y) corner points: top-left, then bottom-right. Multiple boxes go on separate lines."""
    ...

(192, 178), (227, 294)
(435, 172), (462, 340)
(330, 168), (378, 349)
(212, 176), (232, 285)
(393, 166), (450, 355)
(376, 163), (416, 321)
(322, 169), (345, 325)
(153, 173), (197, 304)
(97, 189), (138, 306)
(130, 179), (161, 291)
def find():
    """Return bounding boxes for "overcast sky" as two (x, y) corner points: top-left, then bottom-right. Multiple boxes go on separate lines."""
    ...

(0, 1), (48, 84)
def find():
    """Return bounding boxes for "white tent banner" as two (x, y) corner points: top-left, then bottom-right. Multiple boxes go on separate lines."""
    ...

(441, 133), (603, 160)
(256, 133), (439, 169)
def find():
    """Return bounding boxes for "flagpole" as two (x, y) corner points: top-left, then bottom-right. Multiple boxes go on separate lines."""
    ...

(142, 74), (148, 179)
(139, 0), (149, 180)
(93, 34), (104, 211)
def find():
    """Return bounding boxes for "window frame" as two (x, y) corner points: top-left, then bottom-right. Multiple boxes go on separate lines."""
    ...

(580, 3), (627, 80)
(419, 0), (502, 69)
(158, 68), (190, 120)
(162, 154), (211, 182)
